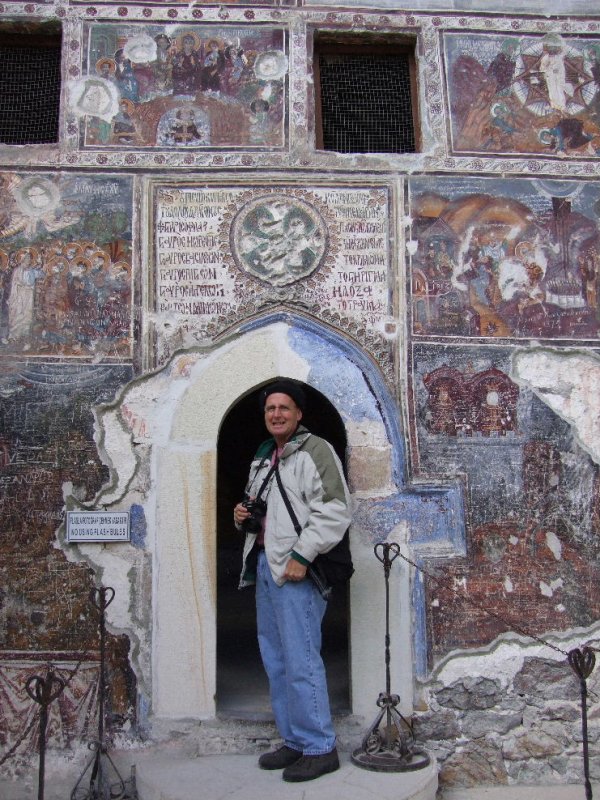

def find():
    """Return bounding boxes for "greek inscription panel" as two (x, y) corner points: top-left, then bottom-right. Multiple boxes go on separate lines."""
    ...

(152, 184), (392, 364)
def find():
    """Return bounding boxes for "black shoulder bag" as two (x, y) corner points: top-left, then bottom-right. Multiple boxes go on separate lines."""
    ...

(274, 464), (354, 601)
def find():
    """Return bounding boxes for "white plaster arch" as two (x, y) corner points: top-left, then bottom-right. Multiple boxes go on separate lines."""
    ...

(152, 324), (312, 717)
(77, 320), (410, 721)
(152, 320), (403, 719)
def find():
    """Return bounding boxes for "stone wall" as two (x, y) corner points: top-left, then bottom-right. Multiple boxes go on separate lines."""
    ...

(0, 0), (599, 788)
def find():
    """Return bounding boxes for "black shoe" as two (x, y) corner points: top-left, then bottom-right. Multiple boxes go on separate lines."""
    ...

(258, 745), (302, 770)
(282, 748), (340, 782)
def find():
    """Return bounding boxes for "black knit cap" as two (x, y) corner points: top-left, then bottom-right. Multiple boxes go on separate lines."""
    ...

(259, 379), (306, 412)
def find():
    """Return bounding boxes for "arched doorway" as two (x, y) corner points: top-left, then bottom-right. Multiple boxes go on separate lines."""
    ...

(88, 318), (426, 721)
(216, 384), (350, 718)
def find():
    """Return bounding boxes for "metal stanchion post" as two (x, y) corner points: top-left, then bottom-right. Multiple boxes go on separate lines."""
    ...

(71, 586), (137, 800)
(352, 542), (430, 772)
(26, 669), (66, 800)
(568, 647), (596, 800)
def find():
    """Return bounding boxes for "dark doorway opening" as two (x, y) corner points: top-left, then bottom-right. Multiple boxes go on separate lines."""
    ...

(216, 383), (350, 719)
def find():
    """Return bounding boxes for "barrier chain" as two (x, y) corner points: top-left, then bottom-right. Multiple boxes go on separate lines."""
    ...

(1, 555), (595, 796)
(398, 549), (597, 798)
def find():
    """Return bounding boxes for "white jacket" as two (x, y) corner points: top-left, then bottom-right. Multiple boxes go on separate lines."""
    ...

(239, 426), (352, 587)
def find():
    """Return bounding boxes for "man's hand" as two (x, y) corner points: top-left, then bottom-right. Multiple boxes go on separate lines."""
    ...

(234, 501), (251, 527)
(284, 558), (308, 582)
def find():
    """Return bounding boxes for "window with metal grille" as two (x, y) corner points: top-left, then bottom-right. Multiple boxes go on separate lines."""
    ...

(0, 26), (62, 145)
(314, 35), (418, 155)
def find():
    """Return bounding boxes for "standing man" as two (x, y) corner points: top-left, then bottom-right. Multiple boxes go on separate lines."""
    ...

(234, 379), (351, 782)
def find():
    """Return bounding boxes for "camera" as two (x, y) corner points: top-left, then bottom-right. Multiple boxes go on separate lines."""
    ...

(241, 495), (267, 534)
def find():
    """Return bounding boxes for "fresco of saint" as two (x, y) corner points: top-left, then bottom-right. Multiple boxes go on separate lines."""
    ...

(444, 32), (600, 157)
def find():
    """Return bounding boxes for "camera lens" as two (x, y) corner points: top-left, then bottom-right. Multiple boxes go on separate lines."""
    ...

(242, 516), (263, 534)
(240, 498), (266, 534)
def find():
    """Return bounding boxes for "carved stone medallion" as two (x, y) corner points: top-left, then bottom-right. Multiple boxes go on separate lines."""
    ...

(229, 194), (328, 287)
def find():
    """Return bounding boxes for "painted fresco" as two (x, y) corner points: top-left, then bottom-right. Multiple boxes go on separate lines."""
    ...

(409, 176), (600, 341)
(0, 363), (137, 750)
(444, 32), (600, 157)
(0, 173), (133, 360)
(77, 24), (287, 150)
(70, 0), (295, 5)
(411, 343), (600, 663)
(0, 659), (100, 755)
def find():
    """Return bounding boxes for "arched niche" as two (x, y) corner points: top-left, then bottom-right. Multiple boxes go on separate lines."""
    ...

(82, 317), (419, 723)
(151, 318), (407, 720)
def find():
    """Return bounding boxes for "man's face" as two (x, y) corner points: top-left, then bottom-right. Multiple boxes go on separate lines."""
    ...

(264, 392), (302, 444)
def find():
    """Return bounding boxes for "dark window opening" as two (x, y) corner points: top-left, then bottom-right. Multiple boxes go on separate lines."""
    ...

(314, 35), (418, 155)
(0, 26), (62, 145)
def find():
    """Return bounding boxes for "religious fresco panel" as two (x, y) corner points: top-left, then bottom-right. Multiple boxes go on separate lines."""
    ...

(443, 31), (600, 158)
(150, 182), (395, 369)
(408, 176), (600, 342)
(0, 172), (133, 361)
(0, 363), (137, 746)
(75, 24), (288, 151)
(410, 343), (600, 664)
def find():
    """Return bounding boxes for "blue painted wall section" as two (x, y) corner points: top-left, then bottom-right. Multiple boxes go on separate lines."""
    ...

(241, 313), (467, 677)
(129, 504), (147, 549)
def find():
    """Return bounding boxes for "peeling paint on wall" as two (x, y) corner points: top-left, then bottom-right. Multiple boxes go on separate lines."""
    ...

(513, 349), (600, 464)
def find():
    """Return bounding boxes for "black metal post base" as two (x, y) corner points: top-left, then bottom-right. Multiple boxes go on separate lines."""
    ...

(351, 747), (431, 773)
(351, 691), (431, 773)
(71, 742), (137, 800)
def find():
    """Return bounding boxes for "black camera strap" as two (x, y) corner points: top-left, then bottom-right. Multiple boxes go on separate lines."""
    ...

(254, 458), (278, 503)
(274, 463), (332, 600)
(274, 464), (301, 535)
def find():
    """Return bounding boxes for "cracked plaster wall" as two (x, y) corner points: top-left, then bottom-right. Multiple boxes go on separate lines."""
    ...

(513, 350), (600, 466)
(1, 0), (599, 786)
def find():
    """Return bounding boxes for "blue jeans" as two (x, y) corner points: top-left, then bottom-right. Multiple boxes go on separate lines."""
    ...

(256, 550), (336, 755)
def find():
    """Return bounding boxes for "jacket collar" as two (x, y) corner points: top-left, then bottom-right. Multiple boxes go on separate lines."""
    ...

(256, 425), (310, 461)
(281, 425), (310, 458)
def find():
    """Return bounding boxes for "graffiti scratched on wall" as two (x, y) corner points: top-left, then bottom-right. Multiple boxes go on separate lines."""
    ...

(444, 32), (600, 157)
(77, 24), (287, 150)
(0, 173), (133, 360)
(409, 176), (600, 341)
(0, 361), (137, 749)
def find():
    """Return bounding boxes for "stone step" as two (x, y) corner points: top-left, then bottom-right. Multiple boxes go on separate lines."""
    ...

(146, 713), (367, 756)
(439, 787), (599, 800)
(0, 747), (438, 800)
(2, 745), (595, 800)
(133, 750), (439, 800)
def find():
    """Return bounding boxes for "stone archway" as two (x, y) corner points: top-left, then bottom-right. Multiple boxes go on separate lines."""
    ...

(74, 318), (430, 724)
(150, 320), (404, 719)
